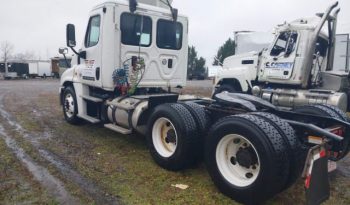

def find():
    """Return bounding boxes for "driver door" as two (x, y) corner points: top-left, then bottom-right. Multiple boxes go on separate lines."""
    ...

(260, 31), (298, 81)
(80, 13), (103, 87)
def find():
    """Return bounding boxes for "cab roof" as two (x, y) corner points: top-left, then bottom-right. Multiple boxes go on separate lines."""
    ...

(91, 0), (187, 18)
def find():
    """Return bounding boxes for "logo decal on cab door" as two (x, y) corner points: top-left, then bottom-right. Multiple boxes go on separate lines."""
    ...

(265, 62), (294, 69)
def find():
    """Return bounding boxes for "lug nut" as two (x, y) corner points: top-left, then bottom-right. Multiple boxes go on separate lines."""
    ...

(233, 139), (241, 144)
(230, 157), (237, 165)
(246, 173), (253, 179)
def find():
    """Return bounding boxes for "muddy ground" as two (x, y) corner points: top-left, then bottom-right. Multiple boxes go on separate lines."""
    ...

(0, 79), (350, 205)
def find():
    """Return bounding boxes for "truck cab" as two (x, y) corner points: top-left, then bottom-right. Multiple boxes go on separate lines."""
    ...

(59, 0), (188, 126)
(61, 0), (188, 91)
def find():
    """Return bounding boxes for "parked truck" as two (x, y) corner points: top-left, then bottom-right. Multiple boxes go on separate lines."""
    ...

(214, 3), (350, 112)
(51, 56), (72, 78)
(59, 1), (350, 204)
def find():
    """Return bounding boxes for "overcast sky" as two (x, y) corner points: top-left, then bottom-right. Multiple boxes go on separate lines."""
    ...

(0, 0), (349, 63)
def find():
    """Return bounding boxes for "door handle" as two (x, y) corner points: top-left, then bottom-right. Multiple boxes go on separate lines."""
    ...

(96, 67), (100, 81)
(168, 59), (173, 68)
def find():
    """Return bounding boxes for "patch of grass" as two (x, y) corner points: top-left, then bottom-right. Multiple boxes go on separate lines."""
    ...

(0, 138), (57, 204)
(45, 125), (235, 205)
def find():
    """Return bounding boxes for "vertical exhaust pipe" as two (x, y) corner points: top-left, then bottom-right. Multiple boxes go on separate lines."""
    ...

(300, 1), (339, 88)
(327, 8), (340, 72)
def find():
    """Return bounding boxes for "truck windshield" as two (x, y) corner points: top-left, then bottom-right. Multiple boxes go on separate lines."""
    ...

(270, 31), (298, 56)
(157, 19), (183, 50)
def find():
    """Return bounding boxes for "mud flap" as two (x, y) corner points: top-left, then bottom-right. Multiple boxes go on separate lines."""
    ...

(303, 144), (330, 205)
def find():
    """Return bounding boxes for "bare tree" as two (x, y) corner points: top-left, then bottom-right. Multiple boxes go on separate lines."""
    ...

(13, 50), (36, 61)
(0, 41), (14, 75)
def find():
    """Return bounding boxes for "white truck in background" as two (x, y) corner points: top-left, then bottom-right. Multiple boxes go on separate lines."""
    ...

(29, 61), (52, 78)
(214, 2), (350, 111)
(58, 1), (350, 204)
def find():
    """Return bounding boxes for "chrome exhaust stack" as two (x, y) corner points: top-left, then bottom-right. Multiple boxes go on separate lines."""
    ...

(301, 1), (339, 88)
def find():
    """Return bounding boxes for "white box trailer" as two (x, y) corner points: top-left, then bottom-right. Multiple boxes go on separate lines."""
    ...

(333, 34), (349, 72)
(234, 31), (274, 54)
(29, 61), (52, 78)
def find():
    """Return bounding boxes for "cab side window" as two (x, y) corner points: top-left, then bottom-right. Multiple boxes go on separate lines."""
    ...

(85, 15), (101, 48)
(121, 13), (152, 47)
(270, 32), (298, 56)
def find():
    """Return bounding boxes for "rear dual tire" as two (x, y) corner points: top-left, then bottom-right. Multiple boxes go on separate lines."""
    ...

(147, 103), (201, 171)
(148, 104), (301, 203)
(205, 114), (291, 204)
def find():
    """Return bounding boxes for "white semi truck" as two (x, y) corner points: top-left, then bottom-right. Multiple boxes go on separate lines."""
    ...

(59, 1), (350, 204)
(214, 2), (350, 112)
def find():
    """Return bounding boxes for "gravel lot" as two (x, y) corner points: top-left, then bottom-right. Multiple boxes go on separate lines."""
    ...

(0, 79), (350, 205)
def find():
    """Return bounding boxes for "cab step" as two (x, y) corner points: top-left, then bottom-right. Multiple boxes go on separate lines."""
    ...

(104, 123), (132, 135)
(80, 95), (103, 103)
(77, 114), (101, 124)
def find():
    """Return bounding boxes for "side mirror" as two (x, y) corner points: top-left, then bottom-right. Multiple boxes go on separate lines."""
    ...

(66, 24), (76, 47)
(129, 0), (137, 13)
(58, 47), (68, 55)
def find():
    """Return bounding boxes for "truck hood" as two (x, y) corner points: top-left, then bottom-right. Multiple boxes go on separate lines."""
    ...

(223, 51), (259, 69)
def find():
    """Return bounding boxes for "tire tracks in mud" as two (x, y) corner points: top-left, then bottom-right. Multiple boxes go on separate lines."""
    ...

(0, 92), (121, 205)
(0, 124), (79, 205)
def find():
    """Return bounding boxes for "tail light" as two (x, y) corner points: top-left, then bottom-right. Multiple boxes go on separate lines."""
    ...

(328, 126), (344, 137)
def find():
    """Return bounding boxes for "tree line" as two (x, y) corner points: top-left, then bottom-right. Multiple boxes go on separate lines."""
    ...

(187, 38), (235, 79)
(0, 41), (40, 63)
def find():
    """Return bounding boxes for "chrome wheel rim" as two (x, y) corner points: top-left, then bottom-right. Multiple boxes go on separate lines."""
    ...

(64, 93), (75, 118)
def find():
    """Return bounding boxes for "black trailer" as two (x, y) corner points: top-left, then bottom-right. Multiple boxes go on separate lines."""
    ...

(0, 62), (29, 79)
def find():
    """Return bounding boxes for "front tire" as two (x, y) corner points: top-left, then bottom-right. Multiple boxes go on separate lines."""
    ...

(62, 86), (81, 125)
